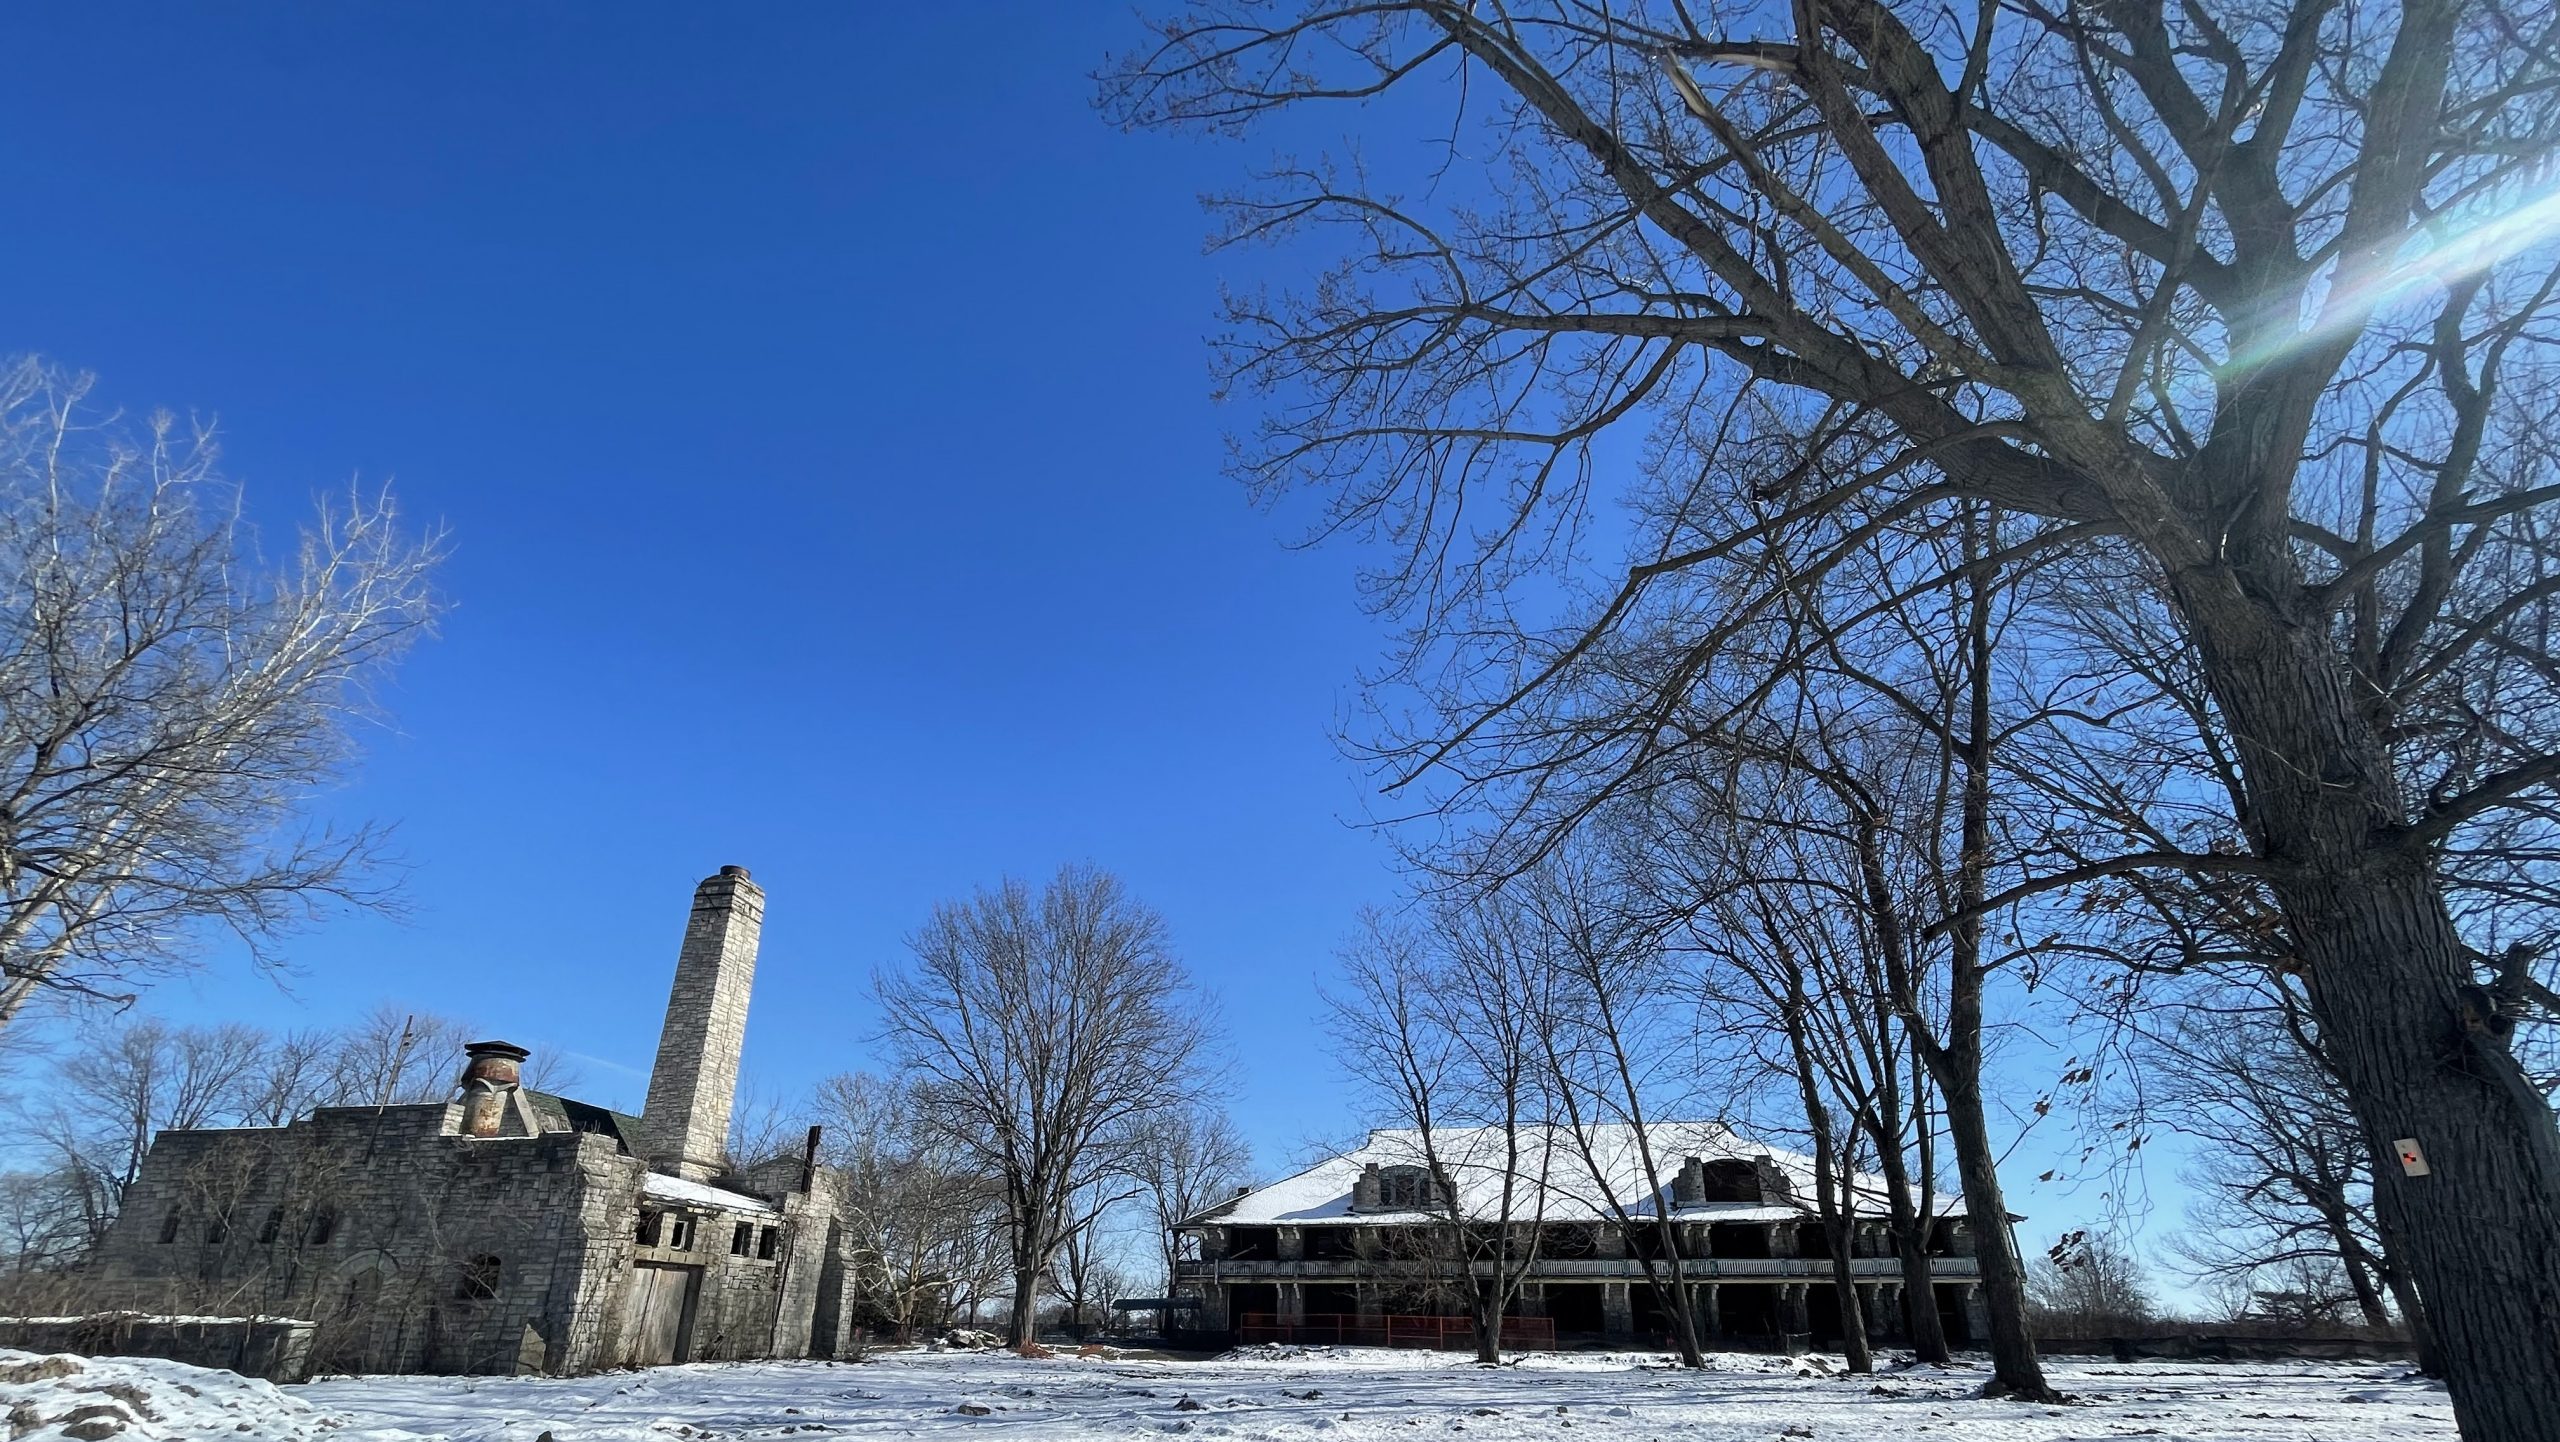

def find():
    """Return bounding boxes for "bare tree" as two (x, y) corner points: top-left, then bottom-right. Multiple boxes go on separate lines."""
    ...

(31, 1018), (269, 1248)
(1128, 1104), (1252, 1311)
(1329, 904), (1554, 1363)
(0, 360), (438, 1026)
(2154, 975), (2433, 1357)
(872, 864), (1217, 1347)
(810, 1071), (1008, 1341)
(1109, 4), (2560, 1427)
(2027, 1231), (2157, 1341)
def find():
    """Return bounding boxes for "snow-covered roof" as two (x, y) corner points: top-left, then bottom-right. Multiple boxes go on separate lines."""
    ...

(640, 1170), (778, 1215)
(1187, 1121), (1962, 1228)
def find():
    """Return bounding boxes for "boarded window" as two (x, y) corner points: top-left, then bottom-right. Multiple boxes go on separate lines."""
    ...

(306, 1205), (338, 1246)
(731, 1222), (753, 1257)
(259, 1207), (284, 1244)
(157, 1210), (183, 1245)
(757, 1227), (779, 1260)
(456, 1254), (501, 1301)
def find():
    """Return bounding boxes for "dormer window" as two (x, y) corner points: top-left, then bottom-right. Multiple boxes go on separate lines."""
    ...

(1380, 1165), (1434, 1208)
(1353, 1161), (1444, 1212)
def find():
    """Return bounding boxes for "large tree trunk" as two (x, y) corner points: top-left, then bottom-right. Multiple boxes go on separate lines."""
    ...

(2182, 577), (2560, 1441)
(1936, 528), (2055, 1402)
(1936, 1072), (2049, 1398)
(1861, 1114), (1953, 1364)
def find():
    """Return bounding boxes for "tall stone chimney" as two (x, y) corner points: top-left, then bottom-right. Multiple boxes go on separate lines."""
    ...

(641, 865), (765, 1181)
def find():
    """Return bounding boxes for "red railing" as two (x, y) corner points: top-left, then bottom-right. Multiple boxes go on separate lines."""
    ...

(1234, 1312), (1557, 1350)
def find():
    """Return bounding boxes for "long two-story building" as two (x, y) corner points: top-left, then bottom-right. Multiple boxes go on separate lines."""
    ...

(1177, 1123), (1988, 1352)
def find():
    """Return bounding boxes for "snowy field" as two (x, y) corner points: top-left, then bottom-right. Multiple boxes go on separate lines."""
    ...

(0, 1344), (2457, 1441)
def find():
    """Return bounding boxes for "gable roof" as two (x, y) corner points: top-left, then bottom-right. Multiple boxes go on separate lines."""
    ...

(1186, 1121), (1967, 1228)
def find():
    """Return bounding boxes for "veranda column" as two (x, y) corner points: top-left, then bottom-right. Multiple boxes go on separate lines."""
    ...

(1601, 1282), (1634, 1340)
(1777, 1283), (1811, 1354)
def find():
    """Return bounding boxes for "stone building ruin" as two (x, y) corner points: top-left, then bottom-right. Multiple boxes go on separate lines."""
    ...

(90, 866), (863, 1375)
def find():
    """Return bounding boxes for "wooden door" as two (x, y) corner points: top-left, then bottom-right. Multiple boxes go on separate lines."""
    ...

(625, 1263), (699, 1366)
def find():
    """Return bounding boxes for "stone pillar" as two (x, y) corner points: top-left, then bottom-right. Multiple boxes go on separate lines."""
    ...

(1278, 1282), (1306, 1327)
(1594, 1223), (1625, 1259)
(1516, 1282), (1547, 1318)
(1860, 1283), (1893, 1345)
(640, 866), (766, 1181)
(1694, 1282), (1719, 1341)
(1277, 1226), (1304, 1262)
(1961, 1284), (1990, 1344)
(1356, 1283), (1383, 1321)
(1195, 1285), (1230, 1334)
(1777, 1283), (1811, 1352)
(1768, 1222), (1801, 1258)
(1601, 1282), (1634, 1339)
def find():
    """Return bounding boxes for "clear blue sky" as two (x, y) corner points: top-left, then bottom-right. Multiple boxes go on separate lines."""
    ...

(0, 2), (2150, 1271)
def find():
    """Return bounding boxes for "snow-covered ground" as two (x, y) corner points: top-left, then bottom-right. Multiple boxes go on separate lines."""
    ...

(312, 1346), (2454, 1442)
(1, 1344), (2459, 1440)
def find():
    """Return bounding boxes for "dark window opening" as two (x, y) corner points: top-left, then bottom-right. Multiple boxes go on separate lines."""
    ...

(258, 1208), (284, 1245)
(455, 1254), (501, 1301)
(1698, 1159), (1763, 1203)
(1709, 1222), (1771, 1259)
(1303, 1283), (1359, 1315)
(306, 1205), (338, 1246)
(636, 1210), (663, 1247)
(205, 1212), (230, 1245)
(1540, 1224), (1596, 1260)
(731, 1222), (754, 1257)
(157, 1210), (183, 1245)
(668, 1214), (696, 1252)
(757, 1226), (779, 1260)
(1546, 1284), (1605, 1335)
(1306, 1228), (1358, 1261)
(1225, 1227), (1277, 1261)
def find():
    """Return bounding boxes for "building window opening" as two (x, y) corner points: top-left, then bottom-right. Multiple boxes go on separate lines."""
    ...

(157, 1210), (183, 1245)
(205, 1211), (230, 1245)
(668, 1214), (697, 1252)
(306, 1205), (338, 1246)
(757, 1226), (779, 1260)
(731, 1222), (754, 1257)
(258, 1207), (284, 1245)
(1378, 1165), (1437, 1209)
(456, 1254), (501, 1301)
(636, 1210), (663, 1247)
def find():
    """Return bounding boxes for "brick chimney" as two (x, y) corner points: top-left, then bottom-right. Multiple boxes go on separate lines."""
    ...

(641, 866), (765, 1181)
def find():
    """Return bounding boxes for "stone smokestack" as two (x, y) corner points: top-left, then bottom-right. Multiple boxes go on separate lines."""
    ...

(641, 865), (765, 1182)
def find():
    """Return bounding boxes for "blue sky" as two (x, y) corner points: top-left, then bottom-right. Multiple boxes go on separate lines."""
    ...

(0, 3), (2157, 1273)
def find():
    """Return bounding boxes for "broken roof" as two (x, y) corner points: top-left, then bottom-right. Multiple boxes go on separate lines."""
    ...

(1185, 1121), (1967, 1228)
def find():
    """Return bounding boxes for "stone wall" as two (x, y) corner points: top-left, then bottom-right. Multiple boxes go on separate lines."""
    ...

(0, 1314), (317, 1383)
(91, 1104), (643, 1376)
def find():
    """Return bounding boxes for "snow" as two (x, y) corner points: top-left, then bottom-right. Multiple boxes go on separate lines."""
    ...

(286, 1346), (2454, 1441)
(0, 1349), (348, 1441)
(1208, 1122), (1958, 1228)
(640, 1172), (778, 1214)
